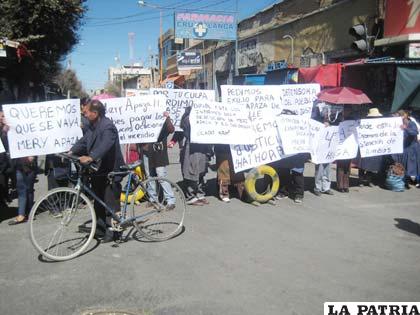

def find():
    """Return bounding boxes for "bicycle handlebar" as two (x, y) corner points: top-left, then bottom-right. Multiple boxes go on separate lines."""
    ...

(56, 152), (99, 172)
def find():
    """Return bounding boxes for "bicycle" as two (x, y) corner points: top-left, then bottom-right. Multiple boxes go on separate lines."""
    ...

(28, 152), (186, 261)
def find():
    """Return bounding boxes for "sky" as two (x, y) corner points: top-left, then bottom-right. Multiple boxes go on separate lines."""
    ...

(69, 0), (281, 92)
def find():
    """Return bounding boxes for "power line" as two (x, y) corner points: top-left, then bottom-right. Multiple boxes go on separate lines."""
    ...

(85, 0), (233, 27)
(86, 0), (207, 23)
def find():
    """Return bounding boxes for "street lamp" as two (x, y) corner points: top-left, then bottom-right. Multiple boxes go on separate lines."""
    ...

(283, 34), (294, 65)
(138, 0), (163, 84)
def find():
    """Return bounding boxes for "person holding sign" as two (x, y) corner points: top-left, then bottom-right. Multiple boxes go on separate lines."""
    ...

(392, 110), (419, 188)
(180, 106), (210, 206)
(1, 108), (38, 225)
(312, 104), (335, 197)
(357, 108), (385, 187)
(142, 112), (176, 209)
(70, 99), (125, 241)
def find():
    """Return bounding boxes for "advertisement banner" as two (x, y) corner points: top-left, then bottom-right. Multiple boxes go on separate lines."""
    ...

(175, 12), (237, 40)
(177, 50), (202, 70)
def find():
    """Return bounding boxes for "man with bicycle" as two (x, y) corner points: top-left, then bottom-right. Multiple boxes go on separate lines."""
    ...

(70, 99), (125, 242)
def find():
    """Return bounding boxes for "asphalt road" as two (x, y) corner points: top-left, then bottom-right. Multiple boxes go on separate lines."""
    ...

(1, 149), (419, 315)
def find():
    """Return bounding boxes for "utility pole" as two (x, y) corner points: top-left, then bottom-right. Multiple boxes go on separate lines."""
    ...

(234, 0), (239, 76)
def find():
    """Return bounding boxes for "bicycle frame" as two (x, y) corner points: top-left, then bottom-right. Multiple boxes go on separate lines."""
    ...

(73, 171), (157, 228)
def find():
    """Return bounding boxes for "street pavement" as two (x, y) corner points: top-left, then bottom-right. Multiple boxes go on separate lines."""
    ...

(1, 148), (420, 315)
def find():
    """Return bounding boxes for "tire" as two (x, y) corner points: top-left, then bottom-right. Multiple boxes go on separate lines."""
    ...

(245, 165), (280, 203)
(28, 187), (96, 261)
(130, 177), (186, 241)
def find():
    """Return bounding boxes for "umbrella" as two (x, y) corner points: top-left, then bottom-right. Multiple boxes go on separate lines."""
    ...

(317, 87), (372, 105)
(91, 93), (116, 100)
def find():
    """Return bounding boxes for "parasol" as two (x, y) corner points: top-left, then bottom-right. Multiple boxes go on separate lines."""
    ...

(317, 87), (372, 105)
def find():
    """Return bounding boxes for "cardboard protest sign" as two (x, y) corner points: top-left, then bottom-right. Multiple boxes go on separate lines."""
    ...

(4, 99), (83, 159)
(0, 138), (5, 153)
(276, 115), (311, 155)
(150, 88), (215, 129)
(100, 95), (167, 144)
(335, 120), (359, 160)
(190, 100), (254, 144)
(357, 117), (403, 157)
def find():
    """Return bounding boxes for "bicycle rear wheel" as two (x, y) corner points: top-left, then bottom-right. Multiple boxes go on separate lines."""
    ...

(28, 187), (96, 261)
(130, 177), (186, 241)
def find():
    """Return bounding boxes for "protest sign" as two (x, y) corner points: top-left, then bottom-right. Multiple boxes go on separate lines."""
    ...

(335, 120), (359, 160)
(190, 100), (254, 144)
(230, 129), (284, 172)
(222, 85), (284, 172)
(150, 88), (215, 129)
(279, 84), (320, 117)
(276, 115), (311, 155)
(309, 120), (341, 164)
(100, 95), (167, 144)
(357, 117), (403, 157)
(222, 84), (318, 172)
(0, 138), (5, 153)
(221, 84), (319, 117)
(3, 99), (82, 159)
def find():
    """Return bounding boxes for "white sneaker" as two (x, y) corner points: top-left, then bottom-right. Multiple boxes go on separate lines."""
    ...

(221, 197), (230, 203)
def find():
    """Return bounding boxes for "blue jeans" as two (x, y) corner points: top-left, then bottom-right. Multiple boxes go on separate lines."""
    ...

(16, 169), (36, 216)
(143, 155), (175, 205)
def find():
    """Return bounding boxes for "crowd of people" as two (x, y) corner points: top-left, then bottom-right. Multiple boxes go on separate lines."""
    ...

(1, 99), (420, 231)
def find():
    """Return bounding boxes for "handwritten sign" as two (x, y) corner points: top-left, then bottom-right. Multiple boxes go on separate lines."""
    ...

(310, 120), (340, 164)
(279, 84), (320, 117)
(335, 120), (359, 160)
(230, 130), (284, 172)
(150, 88), (215, 129)
(100, 95), (167, 144)
(0, 138), (5, 154)
(276, 115), (311, 155)
(190, 100), (254, 144)
(3, 99), (83, 159)
(222, 85), (285, 172)
(221, 84), (319, 117)
(357, 117), (403, 157)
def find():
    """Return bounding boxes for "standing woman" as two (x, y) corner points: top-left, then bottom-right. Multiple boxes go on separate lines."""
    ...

(358, 108), (385, 186)
(392, 110), (419, 188)
(180, 106), (210, 205)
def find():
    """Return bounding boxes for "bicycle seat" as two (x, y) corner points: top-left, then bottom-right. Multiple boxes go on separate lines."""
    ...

(120, 160), (142, 171)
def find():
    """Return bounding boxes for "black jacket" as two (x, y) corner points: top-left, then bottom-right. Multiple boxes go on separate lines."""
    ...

(71, 116), (124, 176)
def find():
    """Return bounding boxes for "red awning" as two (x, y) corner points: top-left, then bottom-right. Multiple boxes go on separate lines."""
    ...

(298, 63), (342, 87)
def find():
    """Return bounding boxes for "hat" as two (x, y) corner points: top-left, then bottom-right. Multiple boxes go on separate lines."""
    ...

(367, 108), (382, 117)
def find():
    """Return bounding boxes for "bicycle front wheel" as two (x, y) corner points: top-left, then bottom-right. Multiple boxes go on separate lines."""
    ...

(28, 187), (96, 261)
(130, 177), (186, 241)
